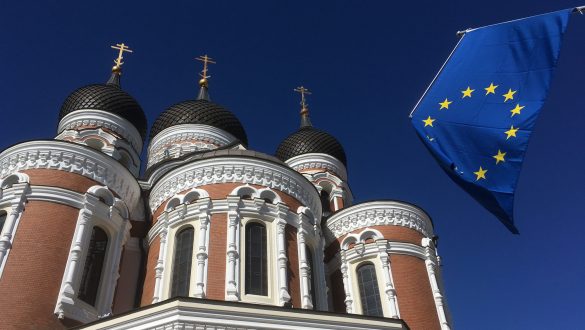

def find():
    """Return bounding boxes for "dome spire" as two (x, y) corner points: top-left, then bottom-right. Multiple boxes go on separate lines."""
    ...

(107, 42), (133, 87)
(294, 86), (312, 128)
(195, 54), (216, 101)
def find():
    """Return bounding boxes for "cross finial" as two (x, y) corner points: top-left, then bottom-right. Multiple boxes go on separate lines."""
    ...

(294, 86), (312, 112)
(195, 54), (216, 87)
(110, 43), (133, 72)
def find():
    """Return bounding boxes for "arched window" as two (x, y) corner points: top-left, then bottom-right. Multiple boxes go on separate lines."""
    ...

(306, 246), (317, 309)
(357, 263), (383, 317)
(78, 227), (108, 306)
(245, 222), (267, 295)
(171, 226), (194, 297)
(320, 190), (332, 217)
(0, 211), (6, 233)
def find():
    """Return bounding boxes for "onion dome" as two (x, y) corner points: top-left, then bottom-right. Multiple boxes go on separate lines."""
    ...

(149, 62), (248, 146)
(276, 87), (347, 165)
(58, 64), (147, 140)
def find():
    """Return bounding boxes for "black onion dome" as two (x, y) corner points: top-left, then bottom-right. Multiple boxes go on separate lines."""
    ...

(59, 84), (147, 139)
(150, 99), (248, 146)
(276, 127), (347, 166)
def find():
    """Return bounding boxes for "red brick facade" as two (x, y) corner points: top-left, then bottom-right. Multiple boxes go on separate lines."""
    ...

(285, 224), (300, 308)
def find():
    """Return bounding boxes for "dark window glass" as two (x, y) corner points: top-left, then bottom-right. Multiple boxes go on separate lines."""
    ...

(245, 222), (267, 295)
(171, 227), (194, 297)
(357, 263), (383, 317)
(0, 211), (6, 232)
(78, 227), (108, 306)
(306, 246), (317, 309)
(320, 190), (332, 217)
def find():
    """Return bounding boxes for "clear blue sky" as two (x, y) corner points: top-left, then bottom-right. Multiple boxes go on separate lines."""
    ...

(1, 1), (584, 329)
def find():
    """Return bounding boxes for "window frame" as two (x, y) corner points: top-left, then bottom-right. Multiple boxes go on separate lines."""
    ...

(356, 262), (384, 317)
(170, 225), (195, 298)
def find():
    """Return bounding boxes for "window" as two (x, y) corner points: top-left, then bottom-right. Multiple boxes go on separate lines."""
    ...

(245, 222), (267, 295)
(320, 190), (332, 217)
(306, 246), (317, 309)
(0, 211), (6, 233)
(171, 226), (194, 297)
(78, 227), (108, 306)
(357, 263), (383, 317)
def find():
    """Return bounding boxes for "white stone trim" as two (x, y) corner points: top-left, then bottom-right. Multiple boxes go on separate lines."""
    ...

(325, 201), (433, 243)
(422, 238), (451, 330)
(286, 153), (348, 182)
(147, 124), (237, 168)
(0, 174), (29, 279)
(55, 186), (131, 323)
(276, 204), (292, 306)
(148, 157), (322, 218)
(58, 109), (143, 153)
(0, 141), (142, 218)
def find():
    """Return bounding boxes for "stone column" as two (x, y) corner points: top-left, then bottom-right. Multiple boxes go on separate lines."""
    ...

(194, 198), (211, 298)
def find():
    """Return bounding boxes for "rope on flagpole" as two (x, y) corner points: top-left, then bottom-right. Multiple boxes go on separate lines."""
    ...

(409, 34), (466, 118)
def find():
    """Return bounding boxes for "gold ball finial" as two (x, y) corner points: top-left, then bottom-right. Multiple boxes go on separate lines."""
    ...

(199, 78), (208, 87)
(112, 65), (122, 73)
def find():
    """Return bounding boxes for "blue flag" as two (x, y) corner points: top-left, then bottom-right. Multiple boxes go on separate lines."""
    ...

(411, 9), (572, 233)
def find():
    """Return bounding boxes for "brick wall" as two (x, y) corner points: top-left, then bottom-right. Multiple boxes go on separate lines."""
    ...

(285, 224), (300, 308)
(0, 201), (78, 329)
(140, 236), (159, 306)
(206, 213), (227, 300)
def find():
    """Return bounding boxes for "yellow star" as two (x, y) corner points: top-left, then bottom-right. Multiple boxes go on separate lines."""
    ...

(493, 150), (506, 164)
(485, 83), (498, 95)
(423, 116), (435, 127)
(505, 126), (519, 139)
(510, 104), (525, 117)
(502, 89), (517, 102)
(474, 166), (487, 181)
(439, 98), (452, 110)
(461, 86), (474, 98)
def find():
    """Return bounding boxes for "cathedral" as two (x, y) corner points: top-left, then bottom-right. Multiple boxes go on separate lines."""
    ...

(0, 46), (451, 330)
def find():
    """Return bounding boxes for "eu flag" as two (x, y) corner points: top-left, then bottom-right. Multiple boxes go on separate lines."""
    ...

(411, 9), (572, 233)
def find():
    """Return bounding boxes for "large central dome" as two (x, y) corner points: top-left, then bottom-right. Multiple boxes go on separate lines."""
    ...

(150, 99), (248, 146)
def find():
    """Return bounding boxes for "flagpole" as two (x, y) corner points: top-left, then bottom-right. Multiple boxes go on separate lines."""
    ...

(409, 34), (466, 118)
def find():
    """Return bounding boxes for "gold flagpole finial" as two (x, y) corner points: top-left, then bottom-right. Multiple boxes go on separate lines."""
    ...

(110, 43), (133, 73)
(195, 54), (216, 87)
(294, 86), (312, 115)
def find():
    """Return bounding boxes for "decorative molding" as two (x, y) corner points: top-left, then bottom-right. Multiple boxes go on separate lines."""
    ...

(57, 109), (143, 153)
(148, 157), (322, 219)
(147, 124), (237, 168)
(55, 186), (131, 324)
(0, 174), (29, 278)
(422, 238), (451, 330)
(325, 201), (433, 243)
(0, 141), (141, 218)
(286, 153), (348, 181)
(225, 196), (240, 301)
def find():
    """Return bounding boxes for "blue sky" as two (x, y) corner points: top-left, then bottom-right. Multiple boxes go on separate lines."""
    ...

(1, 1), (584, 329)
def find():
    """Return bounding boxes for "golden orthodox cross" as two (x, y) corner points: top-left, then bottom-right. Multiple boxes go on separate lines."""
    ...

(196, 54), (216, 80)
(294, 86), (312, 110)
(111, 43), (133, 68)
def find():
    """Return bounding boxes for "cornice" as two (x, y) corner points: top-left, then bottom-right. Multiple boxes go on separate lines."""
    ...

(286, 153), (348, 181)
(325, 201), (433, 243)
(0, 141), (141, 215)
(149, 157), (322, 217)
(57, 109), (143, 153)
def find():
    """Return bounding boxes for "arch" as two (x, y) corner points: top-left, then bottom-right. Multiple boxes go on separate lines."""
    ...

(231, 185), (258, 199)
(341, 234), (359, 250)
(358, 228), (383, 243)
(170, 226), (194, 297)
(258, 188), (281, 204)
(78, 226), (109, 306)
(356, 262), (383, 317)
(184, 188), (209, 205)
(87, 186), (115, 207)
(245, 222), (267, 296)
(166, 197), (181, 211)
(0, 173), (29, 189)
(85, 138), (105, 151)
(112, 200), (129, 220)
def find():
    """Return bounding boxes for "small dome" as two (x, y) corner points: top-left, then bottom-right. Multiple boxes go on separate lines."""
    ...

(59, 84), (147, 139)
(150, 99), (248, 146)
(276, 126), (347, 166)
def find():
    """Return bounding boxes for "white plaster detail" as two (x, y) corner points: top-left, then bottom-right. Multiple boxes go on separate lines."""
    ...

(57, 109), (143, 154)
(422, 238), (451, 330)
(54, 185), (131, 324)
(286, 153), (348, 182)
(148, 157), (322, 218)
(325, 201), (433, 243)
(0, 173), (29, 278)
(147, 124), (238, 168)
(225, 196), (241, 301)
(276, 204), (292, 306)
(0, 141), (142, 218)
